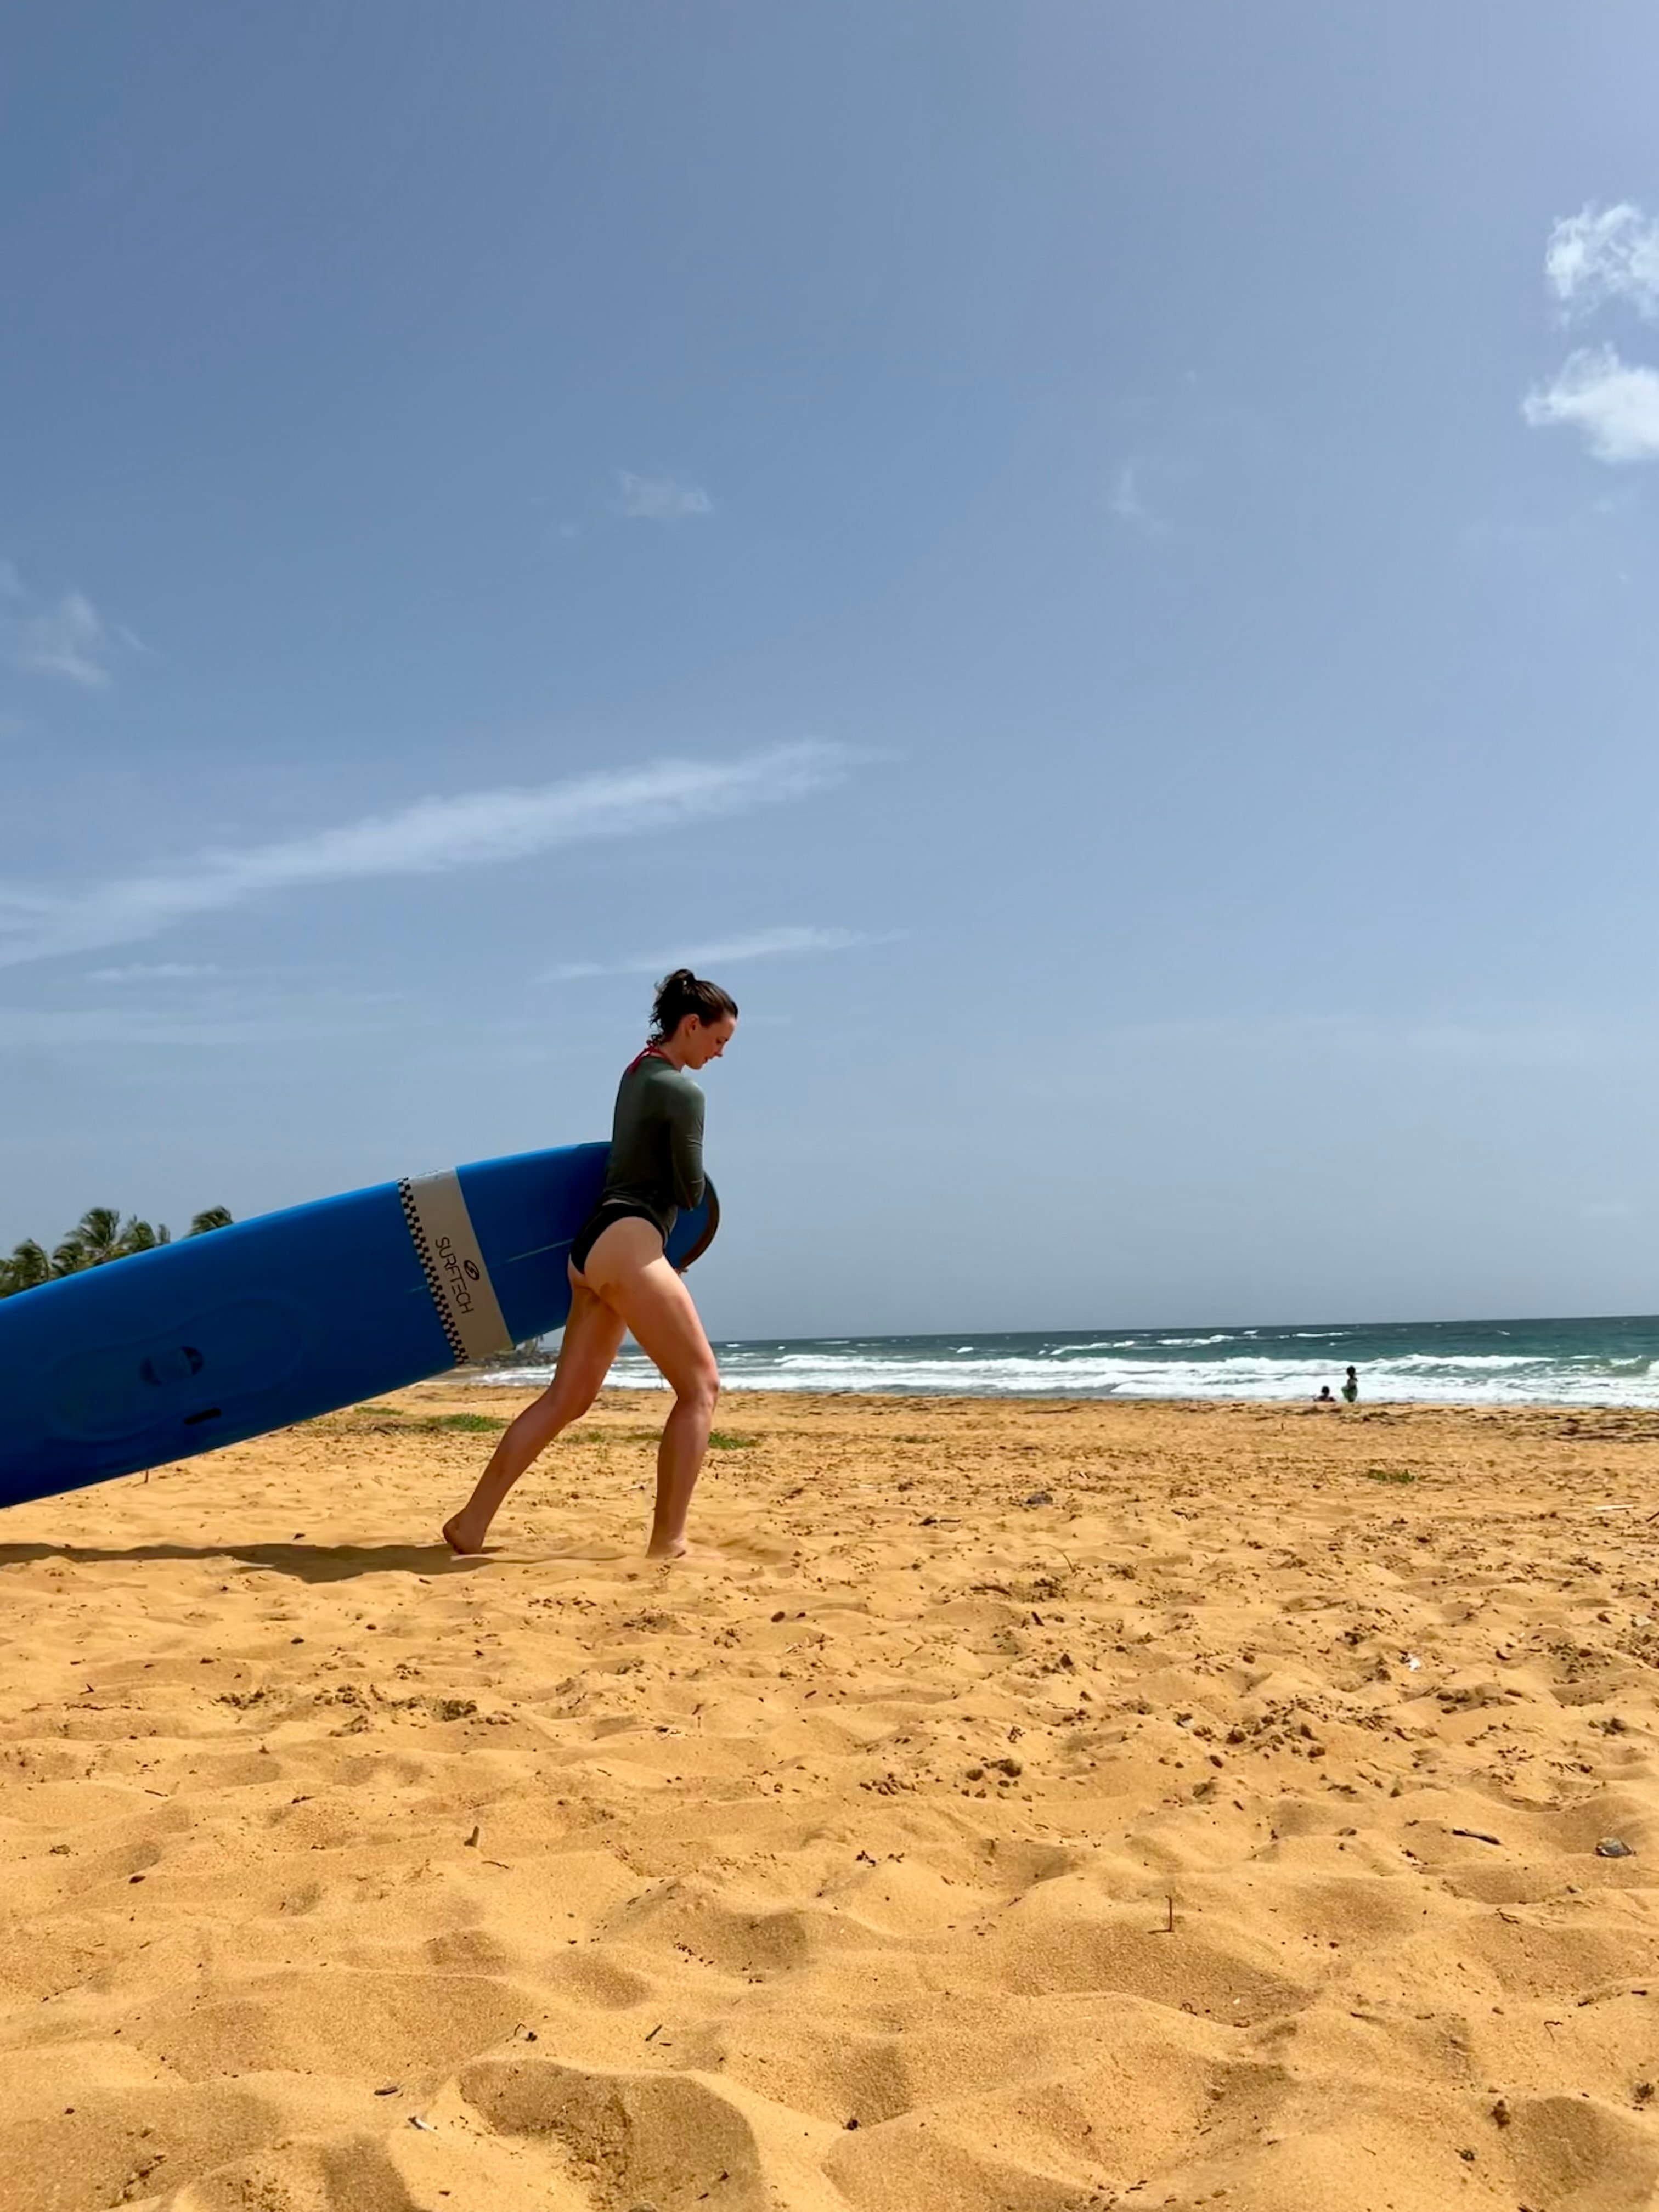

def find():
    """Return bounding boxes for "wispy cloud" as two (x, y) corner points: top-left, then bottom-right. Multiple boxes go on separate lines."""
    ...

(1, 563), (134, 689)
(1108, 461), (1155, 528)
(85, 962), (223, 985)
(1098, 1013), (1633, 1070)
(0, 743), (847, 973)
(19, 591), (117, 687)
(1106, 449), (1193, 537)
(541, 923), (886, 984)
(616, 471), (714, 521)
(0, 1004), (363, 1051)
(1545, 202), (1659, 321)
(1522, 346), (1659, 463)
(1397, 1021), (1620, 1069)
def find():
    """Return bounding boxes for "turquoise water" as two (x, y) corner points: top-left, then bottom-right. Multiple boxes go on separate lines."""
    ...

(490, 1313), (1659, 1404)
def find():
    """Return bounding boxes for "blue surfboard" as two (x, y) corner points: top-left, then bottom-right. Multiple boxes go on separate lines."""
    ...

(0, 1147), (717, 1513)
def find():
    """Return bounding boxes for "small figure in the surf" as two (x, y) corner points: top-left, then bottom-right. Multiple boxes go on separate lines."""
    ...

(1314, 1385), (1337, 1407)
(1342, 1365), (1359, 1404)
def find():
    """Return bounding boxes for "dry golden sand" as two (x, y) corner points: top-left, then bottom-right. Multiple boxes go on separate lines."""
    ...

(4, 1392), (1659, 2212)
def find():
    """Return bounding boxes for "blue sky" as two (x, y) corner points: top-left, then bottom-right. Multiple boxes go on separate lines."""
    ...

(4, 4), (1657, 1336)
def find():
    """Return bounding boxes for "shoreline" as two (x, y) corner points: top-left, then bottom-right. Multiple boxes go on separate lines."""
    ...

(465, 1308), (1659, 1410)
(464, 1372), (1659, 1420)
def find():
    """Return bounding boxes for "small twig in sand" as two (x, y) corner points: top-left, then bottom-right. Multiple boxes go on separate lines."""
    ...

(1452, 1829), (1503, 1847)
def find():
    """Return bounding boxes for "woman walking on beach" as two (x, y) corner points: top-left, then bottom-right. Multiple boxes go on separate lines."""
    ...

(442, 968), (737, 1561)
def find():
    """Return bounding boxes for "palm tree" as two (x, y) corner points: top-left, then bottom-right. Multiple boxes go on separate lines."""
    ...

(117, 1217), (171, 1255)
(56, 1206), (177, 1269)
(1, 1203), (234, 1297)
(53, 1205), (126, 1275)
(1, 1239), (53, 1296)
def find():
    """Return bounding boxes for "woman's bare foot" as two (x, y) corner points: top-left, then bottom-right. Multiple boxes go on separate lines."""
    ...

(647, 1536), (721, 1563)
(442, 1514), (490, 1557)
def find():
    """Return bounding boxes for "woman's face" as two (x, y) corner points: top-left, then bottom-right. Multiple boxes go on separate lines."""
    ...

(678, 1012), (737, 1069)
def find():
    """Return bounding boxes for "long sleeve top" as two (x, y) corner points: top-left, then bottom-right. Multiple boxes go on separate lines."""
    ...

(596, 1051), (706, 1237)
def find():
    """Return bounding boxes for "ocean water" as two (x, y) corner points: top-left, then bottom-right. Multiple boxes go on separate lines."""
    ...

(481, 1313), (1659, 1408)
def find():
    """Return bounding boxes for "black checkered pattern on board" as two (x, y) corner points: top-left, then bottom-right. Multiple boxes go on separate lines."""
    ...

(398, 1177), (470, 1365)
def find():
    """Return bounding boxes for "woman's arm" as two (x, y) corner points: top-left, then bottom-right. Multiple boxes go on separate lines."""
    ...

(664, 1076), (706, 1211)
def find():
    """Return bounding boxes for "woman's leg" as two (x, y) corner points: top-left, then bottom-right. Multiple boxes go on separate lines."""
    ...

(441, 1276), (627, 1553)
(582, 1221), (721, 1558)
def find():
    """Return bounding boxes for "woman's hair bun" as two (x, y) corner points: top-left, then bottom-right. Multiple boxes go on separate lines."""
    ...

(650, 967), (738, 1041)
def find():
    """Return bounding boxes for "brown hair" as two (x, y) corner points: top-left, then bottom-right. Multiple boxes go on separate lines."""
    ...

(648, 967), (738, 1042)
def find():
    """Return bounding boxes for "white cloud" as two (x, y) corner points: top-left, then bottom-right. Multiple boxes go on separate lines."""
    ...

(1099, 1013), (1631, 1070)
(18, 590), (116, 687)
(541, 924), (885, 984)
(0, 743), (847, 972)
(1400, 1022), (1617, 1069)
(1545, 202), (1659, 321)
(1107, 454), (1186, 536)
(0, 1005), (352, 1051)
(1522, 345), (1659, 463)
(1108, 461), (1152, 526)
(616, 471), (714, 521)
(85, 962), (223, 985)
(1, 566), (132, 689)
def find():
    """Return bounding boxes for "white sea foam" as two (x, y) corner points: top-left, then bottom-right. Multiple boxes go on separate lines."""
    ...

(476, 1319), (1659, 1407)
(1043, 1339), (1146, 1355)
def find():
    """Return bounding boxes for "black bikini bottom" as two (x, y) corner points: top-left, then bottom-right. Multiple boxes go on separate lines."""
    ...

(569, 1201), (666, 1276)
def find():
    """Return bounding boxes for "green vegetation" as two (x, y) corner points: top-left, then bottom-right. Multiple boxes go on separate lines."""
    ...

(328, 1407), (508, 1435)
(1, 1203), (234, 1298)
(566, 1425), (758, 1451)
(1364, 1465), (1417, 1484)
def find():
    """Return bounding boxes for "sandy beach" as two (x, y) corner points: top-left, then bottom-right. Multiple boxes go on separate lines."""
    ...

(4, 1389), (1659, 2211)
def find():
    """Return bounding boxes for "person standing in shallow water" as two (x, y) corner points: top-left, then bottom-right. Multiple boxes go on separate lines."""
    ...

(1342, 1365), (1359, 1404)
(442, 968), (737, 1562)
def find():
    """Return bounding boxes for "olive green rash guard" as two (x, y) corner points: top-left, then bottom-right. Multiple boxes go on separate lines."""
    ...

(597, 1052), (706, 1237)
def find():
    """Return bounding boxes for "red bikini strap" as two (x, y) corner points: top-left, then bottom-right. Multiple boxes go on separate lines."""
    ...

(624, 1042), (670, 1075)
